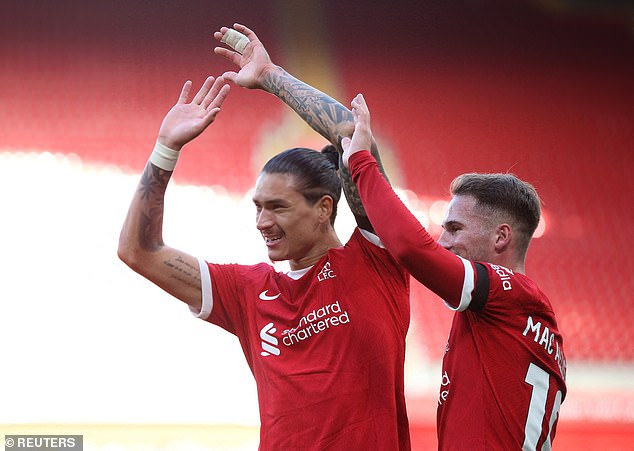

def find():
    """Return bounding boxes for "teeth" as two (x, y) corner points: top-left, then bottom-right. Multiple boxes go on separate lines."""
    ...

(265, 236), (282, 242)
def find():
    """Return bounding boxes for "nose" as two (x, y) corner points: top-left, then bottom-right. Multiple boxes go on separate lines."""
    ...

(437, 231), (451, 250)
(256, 208), (273, 230)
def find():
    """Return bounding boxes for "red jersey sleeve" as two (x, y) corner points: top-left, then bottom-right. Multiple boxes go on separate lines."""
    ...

(349, 151), (482, 310)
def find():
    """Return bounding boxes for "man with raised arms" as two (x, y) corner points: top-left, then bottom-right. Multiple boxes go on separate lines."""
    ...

(119, 31), (412, 449)
(341, 93), (567, 450)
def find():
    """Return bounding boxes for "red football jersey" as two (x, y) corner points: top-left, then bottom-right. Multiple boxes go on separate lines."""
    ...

(196, 229), (411, 450)
(350, 151), (567, 450)
(437, 264), (566, 450)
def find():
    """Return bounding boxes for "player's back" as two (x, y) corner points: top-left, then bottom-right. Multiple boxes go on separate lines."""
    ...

(438, 263), (566, 450)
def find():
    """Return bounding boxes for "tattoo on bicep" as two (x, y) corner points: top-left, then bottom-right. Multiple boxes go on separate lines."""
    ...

(163, 255), (201, 289)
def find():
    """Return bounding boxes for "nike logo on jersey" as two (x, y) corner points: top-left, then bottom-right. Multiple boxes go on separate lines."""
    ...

(259, 290), (281, 301)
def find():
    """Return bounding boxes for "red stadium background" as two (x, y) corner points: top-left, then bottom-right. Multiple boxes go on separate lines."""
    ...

(1, 0), (632, 449)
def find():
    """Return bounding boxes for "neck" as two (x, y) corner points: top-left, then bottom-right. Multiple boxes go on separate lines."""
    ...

(491, 253), (525, 274)
(289, 233), (342, 271)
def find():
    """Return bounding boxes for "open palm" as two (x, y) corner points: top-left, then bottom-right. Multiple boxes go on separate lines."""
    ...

(158, 76), (230, 150)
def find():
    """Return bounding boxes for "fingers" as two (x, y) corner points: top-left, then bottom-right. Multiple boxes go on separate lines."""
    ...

(220, 70), (239, 84)
(341, 137), (352, 152)
(213, 46), (243, 66)
(233, 23), (256, 40)
(342, 93), (374, 169)
(214, 24), (255, 42)
(213, 29), (225, 41)
(195, 84), (230, 133)
(213, 27), (234, 44)
(201, 76), (229, 110)
(192, 76), (215, 105)
(177, 80), (193, 104)
(351, 93), (367, 111)
(214, 24), (254, 55)
(341, 136), (352, 169)
(351, 93), (371, 132)
(206, 84), (231, 112)
(351, 93), (370, 119)
(202, 106), (222, 125)
(179, 76), (229, 115)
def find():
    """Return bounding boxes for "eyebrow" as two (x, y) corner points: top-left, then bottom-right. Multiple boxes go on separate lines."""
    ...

(442, 219), (463, 229)
(252, 197), (291, 206)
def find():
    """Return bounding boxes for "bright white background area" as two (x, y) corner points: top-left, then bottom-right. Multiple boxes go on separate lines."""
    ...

(0, 150), (260, 425)
(0, 150), (440, 425)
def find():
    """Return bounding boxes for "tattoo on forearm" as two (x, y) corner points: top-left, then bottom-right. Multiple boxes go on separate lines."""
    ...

(263, 70), (352, 143)
(137, 163), (171, 251)
(264, 69), (391, 233)
(164, 255), (201, 288)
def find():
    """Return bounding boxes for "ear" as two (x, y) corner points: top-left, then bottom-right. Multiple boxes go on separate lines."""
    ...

(494, 223), (512, 253)
(317, 195), (334, 224)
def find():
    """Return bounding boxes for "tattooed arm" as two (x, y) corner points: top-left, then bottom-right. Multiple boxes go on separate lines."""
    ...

(117, 77), (229, 311)
(260, 67), (389, 232)
(214, 23), (388, 232)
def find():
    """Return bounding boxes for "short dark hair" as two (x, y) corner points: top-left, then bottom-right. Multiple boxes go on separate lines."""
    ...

(450, 173), (541, 251)
(261, 145), (342, 225)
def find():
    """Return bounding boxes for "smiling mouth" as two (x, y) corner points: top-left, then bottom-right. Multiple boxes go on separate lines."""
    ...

(264, 234), (283, 247)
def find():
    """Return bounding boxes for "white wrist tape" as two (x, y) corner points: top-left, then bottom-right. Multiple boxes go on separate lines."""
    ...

(149, 140), (180, 171)
(221, 29), (249, 54)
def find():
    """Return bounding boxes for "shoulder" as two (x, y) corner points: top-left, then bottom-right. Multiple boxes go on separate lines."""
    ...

(479, 263), (553, 312)
(206, 261), (278, 282)
(333, 228), (408, 282)
(333, 228), (391, 265)
(342, 228), (384, 251)
(483, 263), (518, 292)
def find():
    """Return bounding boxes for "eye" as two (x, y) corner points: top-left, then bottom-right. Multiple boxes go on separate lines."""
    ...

(272, 203), (288, 211)
(444, 223), (460, 233)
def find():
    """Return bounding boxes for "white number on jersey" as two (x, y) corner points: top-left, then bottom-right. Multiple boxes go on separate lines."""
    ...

(523, 362), (562, 451)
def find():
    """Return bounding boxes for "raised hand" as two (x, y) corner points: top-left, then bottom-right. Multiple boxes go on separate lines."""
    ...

(213, 23), (274, 89)
(341, 94), (374, 168)
(157, 76), (230, 150)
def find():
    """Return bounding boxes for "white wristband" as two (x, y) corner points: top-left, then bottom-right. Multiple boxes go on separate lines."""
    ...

(149, 140), (180, 171)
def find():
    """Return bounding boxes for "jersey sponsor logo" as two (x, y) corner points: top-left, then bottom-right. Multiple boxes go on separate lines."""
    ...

(490, 263), (514, 291)
(259, 290), (281, 301)
(317, 261), (336, 282)
(438, 370), (451, 406)
(257, 301), (351, 358)
(281, 300), (350, 346)
(260, 322), (280, 356)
